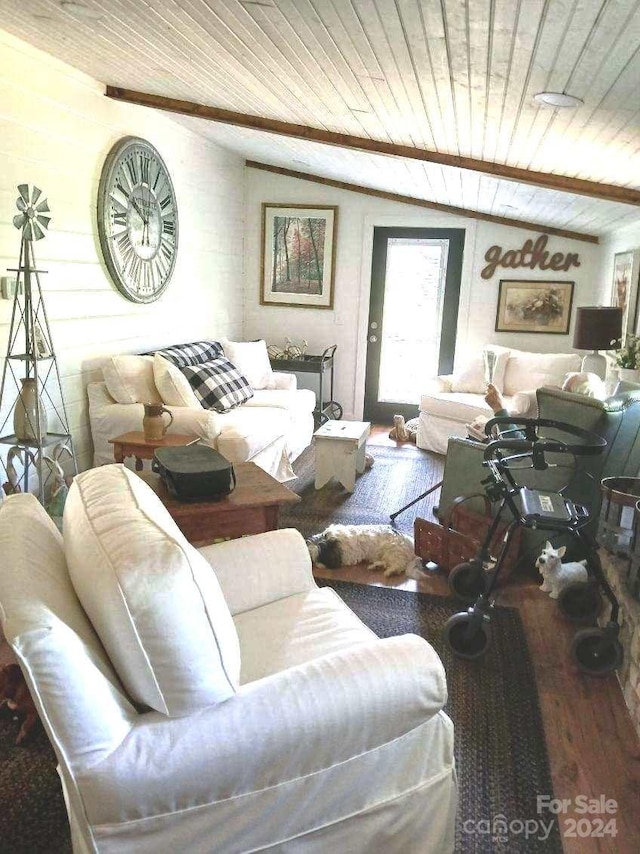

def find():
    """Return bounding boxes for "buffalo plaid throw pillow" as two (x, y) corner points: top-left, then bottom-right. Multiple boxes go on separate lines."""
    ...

(182, 357), (254, 413)
(154, 340), (223, 369)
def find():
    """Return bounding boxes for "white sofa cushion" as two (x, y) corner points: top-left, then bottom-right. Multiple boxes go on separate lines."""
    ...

(216, 406), (291, 462)
(221, 338), (276, 390)
(153, 353), (201, 408)
(503, 350), (581, 396)
(64, 465), (241, 716)
(102, 355), (161, 405)
(242, 387), (316, 413)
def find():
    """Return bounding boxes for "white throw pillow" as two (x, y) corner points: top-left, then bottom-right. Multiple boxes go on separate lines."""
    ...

(102, 355), (161, 405)
(153, 353), (201, 408)
(221, 338), (276, 390)
(450, 355), (486, 393)
(64, 465), (241, 717)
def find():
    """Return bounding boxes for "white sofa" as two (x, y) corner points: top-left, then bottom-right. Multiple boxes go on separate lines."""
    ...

(0, 466), (457, 853)
(417, 346), (582, 454)
(88, 341), (315, 481)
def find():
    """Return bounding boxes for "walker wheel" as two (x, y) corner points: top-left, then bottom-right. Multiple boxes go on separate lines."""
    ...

(558, 581), (602, 624)
(571, 628), (623, 676)
(448, 560), (485, 604)
(326, 401), (343, 420)
(443, 611), (492, 660)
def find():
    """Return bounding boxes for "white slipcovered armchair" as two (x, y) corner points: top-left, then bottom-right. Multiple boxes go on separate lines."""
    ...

(417, 346), (581, 454)
(0, 465), (456, 853)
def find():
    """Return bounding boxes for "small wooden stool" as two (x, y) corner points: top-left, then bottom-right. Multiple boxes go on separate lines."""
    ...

(313, 420), (371, 492)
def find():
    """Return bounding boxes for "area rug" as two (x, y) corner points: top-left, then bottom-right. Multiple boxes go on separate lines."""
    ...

(0, 709), (71, 853)
(281, 442), (444, 537)
(318, 578), (563, 854)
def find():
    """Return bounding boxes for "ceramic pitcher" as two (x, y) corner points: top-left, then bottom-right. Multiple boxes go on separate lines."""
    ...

(142, 403), (174, 441)
(14, 377), (48, 441)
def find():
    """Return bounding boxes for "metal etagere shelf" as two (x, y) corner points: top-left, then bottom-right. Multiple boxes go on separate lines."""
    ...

(0, 185), (77, 503)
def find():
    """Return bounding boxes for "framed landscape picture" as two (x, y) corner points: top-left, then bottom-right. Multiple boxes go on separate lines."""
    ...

(610, 249), (640, 337)
(495, 280), (574, 334)
(260, 204), (338, 308)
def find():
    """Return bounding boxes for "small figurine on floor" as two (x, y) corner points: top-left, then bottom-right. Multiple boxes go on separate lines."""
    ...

(388, 415), (418, 443)
(535, 541), (588, 599)
(0, 663), (39, 745)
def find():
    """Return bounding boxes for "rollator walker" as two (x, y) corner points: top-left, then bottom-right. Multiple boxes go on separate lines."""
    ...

(442, 416), (623, 675)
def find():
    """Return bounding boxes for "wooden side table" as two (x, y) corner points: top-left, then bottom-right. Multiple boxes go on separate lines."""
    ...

(109, 431), (194, 471)
(139, 463), (300, 545)
(313, 420), (371, 492)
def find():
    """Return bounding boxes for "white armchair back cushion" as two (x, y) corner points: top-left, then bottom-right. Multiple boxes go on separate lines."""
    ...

(450, 354), (486, 393)
(102, 355), (162, 405)
(0, 494), (135, 765)
(450, 348), (510, 393)
(503, 350), (581, 396)
(64, 465), (241, 716)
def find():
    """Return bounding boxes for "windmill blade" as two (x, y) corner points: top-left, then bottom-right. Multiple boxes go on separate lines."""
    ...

(17, 184), (30, 204)
(13, 213), (27, 230)
(16, 197), (27, 212)
(36, 200), (50, 213)
(32, 221), (45, 241)
(23, 221), (33, 241)
(31, 186), (42, 205)
(36, 215), (51, 231)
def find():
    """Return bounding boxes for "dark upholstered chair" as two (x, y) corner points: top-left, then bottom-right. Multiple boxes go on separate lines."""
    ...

(436, 386), (640, 564)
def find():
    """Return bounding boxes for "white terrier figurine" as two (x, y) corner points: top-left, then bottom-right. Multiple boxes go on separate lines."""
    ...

(535, 541), (588, 599)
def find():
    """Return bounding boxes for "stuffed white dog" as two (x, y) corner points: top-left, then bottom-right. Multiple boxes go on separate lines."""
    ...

(535, 541), (588, 598)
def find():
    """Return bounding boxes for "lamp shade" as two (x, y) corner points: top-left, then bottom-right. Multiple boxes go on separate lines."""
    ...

(573, 306), (623, 350)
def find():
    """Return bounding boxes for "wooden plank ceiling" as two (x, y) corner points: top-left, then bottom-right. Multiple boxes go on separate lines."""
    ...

(2, 0), (640, 238)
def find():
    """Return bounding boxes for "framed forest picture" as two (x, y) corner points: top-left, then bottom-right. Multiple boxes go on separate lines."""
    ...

(260, 204), (338, 308)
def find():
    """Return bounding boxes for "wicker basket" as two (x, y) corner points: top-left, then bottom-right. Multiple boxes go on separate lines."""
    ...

(414, 494), (522, 580)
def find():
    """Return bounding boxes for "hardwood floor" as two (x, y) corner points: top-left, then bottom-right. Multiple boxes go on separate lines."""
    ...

(312, 425), (640, 853)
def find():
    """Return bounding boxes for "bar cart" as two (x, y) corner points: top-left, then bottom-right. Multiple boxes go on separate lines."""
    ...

(269, 344), (342, 426)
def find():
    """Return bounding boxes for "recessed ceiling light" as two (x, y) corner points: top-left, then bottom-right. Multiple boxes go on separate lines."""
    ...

(59, 2), (104, 20)
(534, 91), (583, 108)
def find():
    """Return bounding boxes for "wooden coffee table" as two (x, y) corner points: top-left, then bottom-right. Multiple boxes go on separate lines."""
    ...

(109, 431), (194, 471)
(139, 463), (300, 545)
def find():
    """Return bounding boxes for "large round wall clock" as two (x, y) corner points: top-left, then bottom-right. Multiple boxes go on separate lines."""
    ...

(97, 136), (179, 303)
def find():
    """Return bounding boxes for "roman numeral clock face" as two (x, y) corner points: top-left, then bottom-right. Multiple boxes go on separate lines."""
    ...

(97, 137), (178, 303)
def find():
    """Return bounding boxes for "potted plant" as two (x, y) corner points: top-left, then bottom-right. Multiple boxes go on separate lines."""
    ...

(612, 334), (640, 382)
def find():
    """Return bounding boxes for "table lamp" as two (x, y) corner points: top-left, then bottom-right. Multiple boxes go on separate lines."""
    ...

(573, 306), (623, 379)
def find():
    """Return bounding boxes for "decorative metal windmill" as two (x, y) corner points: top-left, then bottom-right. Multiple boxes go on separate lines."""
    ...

(0, 184), (77, 504)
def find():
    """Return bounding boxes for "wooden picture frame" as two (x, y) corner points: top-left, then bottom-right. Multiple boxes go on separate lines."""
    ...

(610, 250), (640, 337)
(260, 204), (338, 308)
(495, 280), (574, 334)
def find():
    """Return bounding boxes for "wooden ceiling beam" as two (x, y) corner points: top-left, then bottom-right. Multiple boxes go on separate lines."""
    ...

(106, 85), (640, 208)
(246, 161), (599, 244)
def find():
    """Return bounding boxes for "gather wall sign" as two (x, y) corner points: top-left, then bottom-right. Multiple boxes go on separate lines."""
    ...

(481, 234), (581, 279)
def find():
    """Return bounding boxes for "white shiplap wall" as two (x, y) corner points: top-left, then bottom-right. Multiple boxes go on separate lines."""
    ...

(243, 168), (603, 421)
(0, 30), (245, 473)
